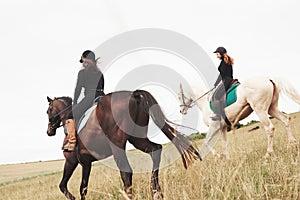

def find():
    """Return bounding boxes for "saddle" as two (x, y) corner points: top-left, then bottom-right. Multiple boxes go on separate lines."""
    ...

(210, 79), (240, 111)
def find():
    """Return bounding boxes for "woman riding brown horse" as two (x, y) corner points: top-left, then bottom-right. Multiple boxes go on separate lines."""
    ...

(47, 89), (201, 200)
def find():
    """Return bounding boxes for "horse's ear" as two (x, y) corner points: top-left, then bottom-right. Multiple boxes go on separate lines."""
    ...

(47, 96), (53, 102)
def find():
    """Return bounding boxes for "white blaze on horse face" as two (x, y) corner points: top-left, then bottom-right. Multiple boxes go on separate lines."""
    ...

(179, 84), (185, 114)
(178, 93), (190, 115)
(179, 83), (190, 115)
(178, 94), (186, 114)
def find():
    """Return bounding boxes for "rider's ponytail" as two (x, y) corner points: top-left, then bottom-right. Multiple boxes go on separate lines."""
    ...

(223, 53), (234, 66)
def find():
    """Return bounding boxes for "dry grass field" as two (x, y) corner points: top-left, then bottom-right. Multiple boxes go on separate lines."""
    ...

(1, 112), (300, 200)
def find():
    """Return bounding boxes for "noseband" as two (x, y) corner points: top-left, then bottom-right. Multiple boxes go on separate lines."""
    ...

(179, 94), (193, 108)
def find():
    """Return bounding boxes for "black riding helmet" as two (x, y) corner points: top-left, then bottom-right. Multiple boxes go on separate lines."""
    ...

(213, 47), (227, 55)
(79, 50), (96, 63)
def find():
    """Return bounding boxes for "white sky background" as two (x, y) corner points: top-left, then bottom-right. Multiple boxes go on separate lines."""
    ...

(0, 0), (299, 164)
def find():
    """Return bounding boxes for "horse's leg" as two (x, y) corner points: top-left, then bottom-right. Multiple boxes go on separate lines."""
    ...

(220, 127), (230, 159)
(269, 107), (298, 146)
(60, 152), (79, 200)
(255, 110), (275, 158)
(111, 146), (133, 199)
(203, 120), (222, 157)
(130, 138), (163, 200)
(80, 162), (92, 200)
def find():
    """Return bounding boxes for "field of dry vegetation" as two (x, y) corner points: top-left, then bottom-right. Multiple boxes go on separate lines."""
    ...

(1, 112), (300, 200)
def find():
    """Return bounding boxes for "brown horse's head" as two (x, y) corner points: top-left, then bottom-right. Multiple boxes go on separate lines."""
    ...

(46, 96), (72, 136)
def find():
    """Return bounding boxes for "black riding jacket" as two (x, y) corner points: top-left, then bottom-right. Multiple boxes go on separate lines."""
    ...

(214, 59), (233, 90)
(73, 69), (105, 103)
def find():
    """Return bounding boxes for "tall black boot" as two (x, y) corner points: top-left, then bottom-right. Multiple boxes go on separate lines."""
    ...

(211, 100), (232, 130)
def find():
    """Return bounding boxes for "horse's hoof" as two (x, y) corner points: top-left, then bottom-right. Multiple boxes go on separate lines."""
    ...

(153, 191), (164, 200)
(67, 195), (75, 200)
(263, 152), (272, 159)
(215, 153), (221, 158)
(220, 154), (230, 160)
(63, 191), (76, 200)
(124, 187), (132, 200)
(288, 140), (299, 148)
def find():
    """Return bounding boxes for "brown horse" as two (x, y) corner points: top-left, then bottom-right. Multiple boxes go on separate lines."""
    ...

(46, 90), (201, 200)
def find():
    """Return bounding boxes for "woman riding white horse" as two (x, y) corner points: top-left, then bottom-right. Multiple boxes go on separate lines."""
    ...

(211, 47), (234, 128)
(179, 77), (300, 159)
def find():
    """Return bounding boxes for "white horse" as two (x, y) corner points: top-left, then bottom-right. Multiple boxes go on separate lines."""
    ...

(179, 77), (300, 159)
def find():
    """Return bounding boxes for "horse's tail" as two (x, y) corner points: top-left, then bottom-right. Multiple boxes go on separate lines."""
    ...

(271, 77), (300, 105)
(133, 90), (202, 168)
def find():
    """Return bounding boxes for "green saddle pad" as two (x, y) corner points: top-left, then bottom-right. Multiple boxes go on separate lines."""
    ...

(210, 82), (240, 111)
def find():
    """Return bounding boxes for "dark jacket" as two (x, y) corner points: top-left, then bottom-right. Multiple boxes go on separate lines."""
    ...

(214, 60), (233, 90)
(73, 69), (105, 103)
(70, 69), (105, 121)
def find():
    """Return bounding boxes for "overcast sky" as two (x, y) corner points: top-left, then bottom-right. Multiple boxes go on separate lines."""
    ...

(0, 0), (299, 165)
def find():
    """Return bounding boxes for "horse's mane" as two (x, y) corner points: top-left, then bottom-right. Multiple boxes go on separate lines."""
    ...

(55, 96), (72, 105)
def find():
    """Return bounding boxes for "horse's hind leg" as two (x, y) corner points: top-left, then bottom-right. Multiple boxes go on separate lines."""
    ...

(269, 107), (298, 145)
(60, 152), (79, 200)
(255, 110), (275, 158)
(269, 81), (298, 146)
(129, 137), (163, 200)
(111, 146), (133, 199)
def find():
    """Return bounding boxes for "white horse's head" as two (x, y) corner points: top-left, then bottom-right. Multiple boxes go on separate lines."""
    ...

(178, 83), (193, 115)
(178, 83), (213, 127)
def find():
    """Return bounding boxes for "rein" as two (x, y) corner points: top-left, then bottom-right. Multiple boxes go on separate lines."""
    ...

(49, 99), (72, 129)
(50, 104), (72, 120)
(181, 87), (215, 108)
(189, 87), (215, 107)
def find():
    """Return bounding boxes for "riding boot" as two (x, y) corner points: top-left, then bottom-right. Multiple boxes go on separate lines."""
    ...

(63, 119), (77, 151)
(211, 100), (232, 130)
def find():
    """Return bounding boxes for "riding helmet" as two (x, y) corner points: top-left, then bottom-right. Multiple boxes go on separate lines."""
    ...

(79, 50), (96, 63)
(213, 47), (227, 55)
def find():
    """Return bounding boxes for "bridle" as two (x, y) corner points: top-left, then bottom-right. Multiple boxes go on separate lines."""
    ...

(180, 87), (215, 109)
(48, 98), (72, 130)
(179, 93), (193, 109)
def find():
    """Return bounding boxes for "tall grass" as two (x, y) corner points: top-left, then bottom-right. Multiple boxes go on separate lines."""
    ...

(1, 114), (300, 199)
